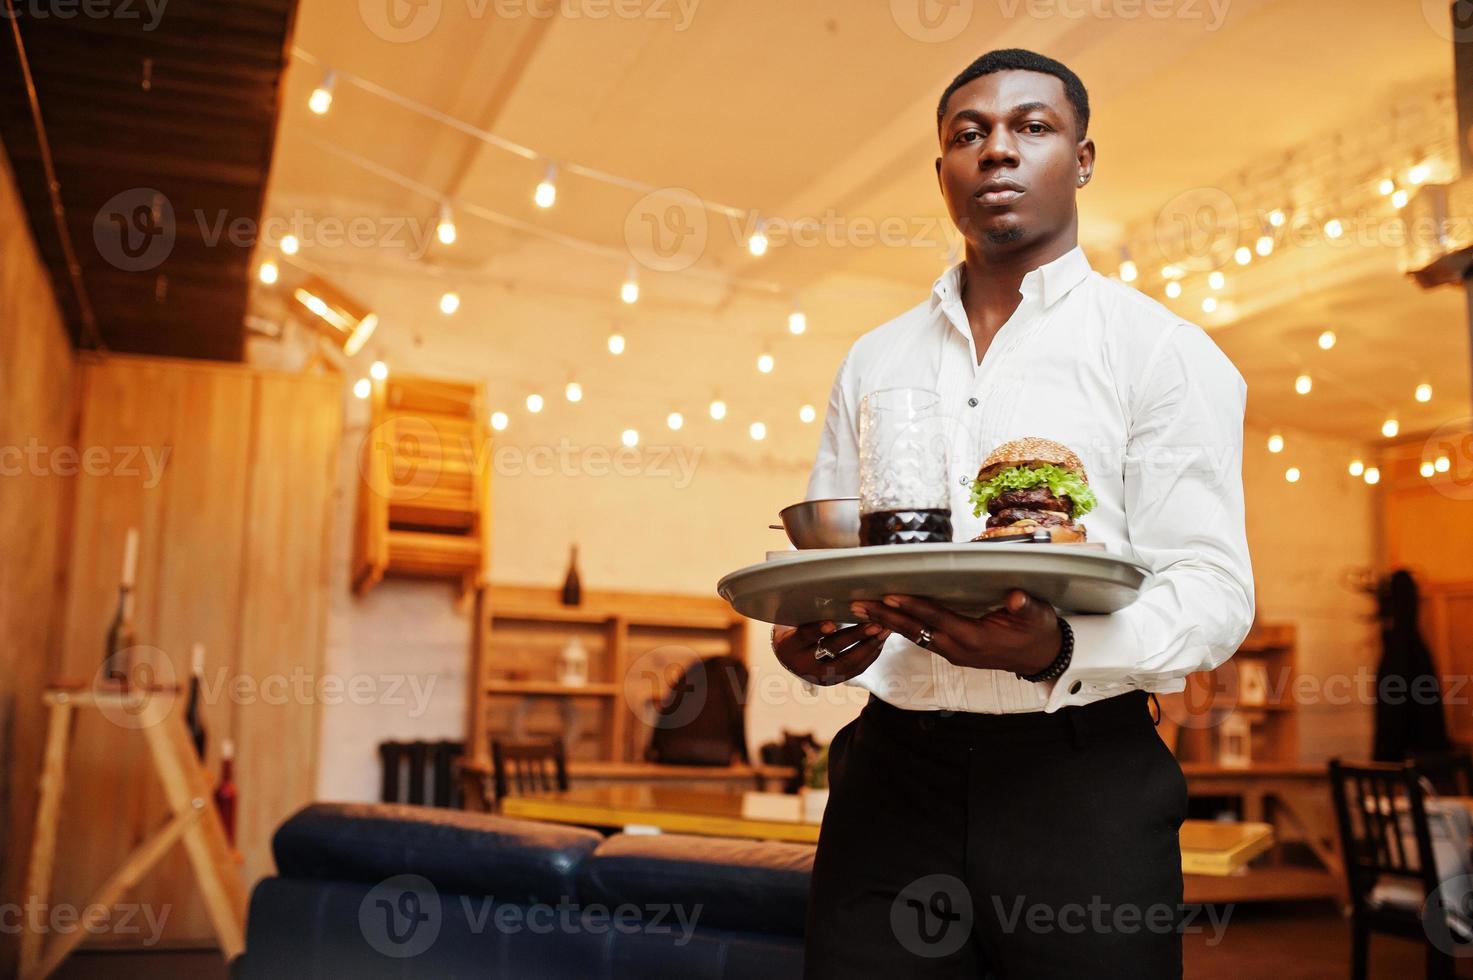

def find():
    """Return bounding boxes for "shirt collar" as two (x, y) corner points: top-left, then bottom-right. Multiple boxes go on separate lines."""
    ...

(929, 245), (1093, 313)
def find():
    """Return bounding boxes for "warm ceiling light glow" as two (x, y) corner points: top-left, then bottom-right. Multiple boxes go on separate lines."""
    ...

(534, 162), (557, 209)
(799, 404), (817, 424)
(292, 276), (377, 356)
(1436, 455), (1451, 472)
(620, 270), (640, 304)
(280, 234), (300, 256)
(749, 421), (767, 441)
(1318, 330), (1336, 350)
(607, 332), (626, 355)
(1364, 466), (1381, 485)
(666, 412), (684, 431)
(1285, 467), (1301, 483)
(1255, 234), (1274, 256)
(757, 353), (774, 374)
(709, 399), (727, 421)
(1267, 434), (1284, 453)
(1165, 281), (1182, 299)
(1234, 246), (1251, 266)
(1268, 209), (1286, 227)
(1391, 189), (1409, 209)
(621, 428), (639, 448)
(565, 381), (583, 403)
(1323, 218), (1344, 239)
(1378, 177), (1396, 196)
(1119, 259), (1138, 283)
(1415, 383), (1433, 403)
(1421, 461), (1436, 478)
(1381, 418), (1399, 438)
(1294, 374), (1312, 395)
(439, 291), (460, 315)
(748, 225), (769, 257)
(490, 411), (509, 431)
(1161, 264), (1184, 280)
(258, 260), (279, 285)
(1208, 271), (1225, 290)
(1407, 163), (1430, 185)
(369, 360), (388, 380)
(526, 393), (544, 413)
(436, 204), (457, 245)
(352, 378), (371, 399)
(788, 308), (807, 335)
(1201, 297), (1217, 314)
(1348, 459), (1365, 477)
(308, 70), (335, 115)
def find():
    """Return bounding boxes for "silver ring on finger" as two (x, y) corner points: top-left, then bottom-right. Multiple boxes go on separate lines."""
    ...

(815, 636), (837, 662)
(915, 628), (934, 650)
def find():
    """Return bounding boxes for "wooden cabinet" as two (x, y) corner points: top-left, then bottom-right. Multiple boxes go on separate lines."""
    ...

(1166, 623), (1299, 767)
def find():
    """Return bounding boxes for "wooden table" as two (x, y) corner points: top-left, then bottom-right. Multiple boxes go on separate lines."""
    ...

(501, 786), (822, 843)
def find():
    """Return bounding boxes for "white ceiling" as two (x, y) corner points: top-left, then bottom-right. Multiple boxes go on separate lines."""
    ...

(258, 0), (1471, 452)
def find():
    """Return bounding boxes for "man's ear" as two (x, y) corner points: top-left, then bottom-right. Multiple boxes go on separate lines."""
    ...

(1076, 138), (1096, 182)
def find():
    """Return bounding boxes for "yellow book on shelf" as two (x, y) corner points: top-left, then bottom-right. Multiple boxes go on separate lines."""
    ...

(1179, 820), (1275, 876)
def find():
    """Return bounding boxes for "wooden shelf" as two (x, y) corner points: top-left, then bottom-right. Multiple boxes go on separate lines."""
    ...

(485, 681), (620, 697)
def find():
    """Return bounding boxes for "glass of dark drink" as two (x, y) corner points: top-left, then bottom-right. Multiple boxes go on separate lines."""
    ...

(857, 388), (953, 546)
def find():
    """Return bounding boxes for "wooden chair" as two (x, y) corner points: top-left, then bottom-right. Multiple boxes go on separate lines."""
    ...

(1328, 759), (1464, 980)
(491, 738), (569, 807)
(1410, 749), (1473, 797)
(378, 740), (463, 808)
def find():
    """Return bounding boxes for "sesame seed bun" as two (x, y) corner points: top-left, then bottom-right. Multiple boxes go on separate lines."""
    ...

(974, 437), (1088, 484)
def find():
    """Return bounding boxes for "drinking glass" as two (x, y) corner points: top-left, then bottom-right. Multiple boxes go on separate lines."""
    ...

(857, 388), (953, 546)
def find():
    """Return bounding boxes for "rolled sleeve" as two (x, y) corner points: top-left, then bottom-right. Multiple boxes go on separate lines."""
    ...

(1043, 323), (1255, 711)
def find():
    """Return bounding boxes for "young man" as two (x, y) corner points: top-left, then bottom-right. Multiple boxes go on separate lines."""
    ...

(773, 49), (1254, 978)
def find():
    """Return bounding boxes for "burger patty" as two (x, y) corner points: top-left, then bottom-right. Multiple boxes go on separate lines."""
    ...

(987, 487), (1071, 515)
(987, 508), (1072, 528)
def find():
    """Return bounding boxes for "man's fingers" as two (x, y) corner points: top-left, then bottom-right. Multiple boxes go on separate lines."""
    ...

(811, 630), (890, 684)
(881, 594), (974, 636)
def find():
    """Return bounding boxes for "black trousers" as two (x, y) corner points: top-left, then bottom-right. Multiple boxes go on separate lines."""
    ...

(804, 690), (1187, 979)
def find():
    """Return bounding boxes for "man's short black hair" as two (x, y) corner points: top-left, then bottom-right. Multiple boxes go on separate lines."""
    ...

(937, 49), (1090, 140)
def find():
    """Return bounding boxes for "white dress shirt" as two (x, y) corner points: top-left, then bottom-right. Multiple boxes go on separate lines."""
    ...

(806, 245), (1255, 714)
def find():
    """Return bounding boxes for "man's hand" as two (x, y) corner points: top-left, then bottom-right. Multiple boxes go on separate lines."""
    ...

(850, 590), (1062, 677)
(772, 620), (892, 686)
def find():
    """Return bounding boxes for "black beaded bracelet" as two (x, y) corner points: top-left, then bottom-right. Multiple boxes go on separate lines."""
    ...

(1016, 616), (1074, 683)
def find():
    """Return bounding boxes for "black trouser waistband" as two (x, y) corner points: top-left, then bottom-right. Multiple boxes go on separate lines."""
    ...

(861, 689), (1153, 746)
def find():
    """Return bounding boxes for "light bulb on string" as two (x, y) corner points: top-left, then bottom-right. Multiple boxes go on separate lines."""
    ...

(1208, 271), (1225, 290)
(1381, 418), (1399, 438)
(370, 360), (389, 381)
(1415, 383), (1432, 403)
(1268, 209), (1286, 228)
(439, 291), (460, 315)
(1392, 189), (1409, 209)
(280, 234), (300, 256)
(1255, 234), (1274, 257)
(709, 399), (727, 421)
(1408, 162), (1430, 185)
(1364, 466), (1381, 485)
(1436, 455), (1451, 472)
(757, 352), (774, 374)
(1118, 256), (1138, 283)
(749, 421), (767, 441)
(1318, 330), (1336, 350)
(1295, 374), (1312, 395)
(1201, 297), (1217, 314)
(565, 381), (583, 403)
(1267, 434), (1284, 453)
(1323, 217), (1344, 239)
(799, 404), (817, 424)
(788, 301), (807, 336)
(621, 266), (640, 304)
(1234, 246), (1251, 266)
(1161, 264), (1184, 280)
(607, 331), (626, 355)
(1285, 467), (1301, 483)
(621, 429), (639, 448)
(1421, 461), (1436, 478)
(1164, 281), (1182, 299)
(534, 162), (558, 209)
(1378, 177), (1396, 196)
(258, 260), (279, 285)
(526, 393), (544, 413)
(490, 411), (509, 431)
(436, 203), (457, 245)
(1348, 459), (1365, 477)
(667, 411), (684, 431)
(748, 219), (769, 257)
(352, 378), (371, 399)
(308, 70), (335, 115)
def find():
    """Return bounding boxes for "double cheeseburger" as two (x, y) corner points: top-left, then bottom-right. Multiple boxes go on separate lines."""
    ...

(969, 437), (1097, 542)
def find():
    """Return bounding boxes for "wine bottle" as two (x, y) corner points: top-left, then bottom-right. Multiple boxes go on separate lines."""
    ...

(104, 528), (140, 684)
(214, 739), (238, 846)
(186, 643), (208, 761)
(560, 544), (582, 606)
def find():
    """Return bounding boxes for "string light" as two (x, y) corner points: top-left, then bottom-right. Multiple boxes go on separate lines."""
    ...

(621, 266), (640, 304)
(1119, 258), (1138, 283)
(1208, 271), (1225, 290)
(1234, 246), (1251, 265)
(352, 378), (370, 399)
(258, 261), (279, 285)
(280, 234), (300, 256)
(565, 381), (583, 403)
(788, 302), (807, 336)
(799, 404), (817, 424)
(1165, 281), (1182, 299)
(1294, 374), (1312, 395)
(1323, 218), (1344, 239)
(1436, 455), (1451, 472)
(526, 393), (544, 413)
(439, 291), (460, 315)
(667, 412), (684, 431)
(1391, 189), (1409, 209)
(757, 352), (774, 374)
(1378, 177), (1396, 196)
(1364, 466), (1381, 485)
(621, 428), (639, 448)
(1381, 418), (1399, 438)
(490, 411), (509, 431)
(1407, 162), (1430, 185)
(709, 399), (727, 420)
(749, 421), (767, 441)
(1268, 209), (1286, 227)
(436, 203), (457, 245)
(370, 360), (389, 380)
(1318, 330), (1336, 350)
(1421, 461), (1436, 478)
(534, 162), (558, 209)
(1161, 265), (1184, 280)
(308, 70), (335, 115)
(1415, 383), (1433, 403)
(747, 220), (769, 257)
(1255, 234), (1274, 256)
(1267, 434), (1284, 453)
(607, 332), (626, 355)
(1348, 459), (1365, 477)
(1285, 467), (1301, 483)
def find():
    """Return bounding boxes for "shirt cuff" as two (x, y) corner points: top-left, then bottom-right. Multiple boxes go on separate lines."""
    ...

(1040, 610), (1144, 712)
